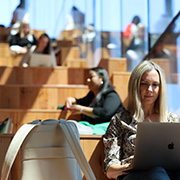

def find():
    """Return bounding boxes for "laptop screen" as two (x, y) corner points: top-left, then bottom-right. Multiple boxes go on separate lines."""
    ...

(30, 53), (52, 67)
(133, 122), (180, 170)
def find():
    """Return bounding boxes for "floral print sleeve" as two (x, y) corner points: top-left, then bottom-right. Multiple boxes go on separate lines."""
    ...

(103, 110), (137, 172)
(167, 112), (180, 122)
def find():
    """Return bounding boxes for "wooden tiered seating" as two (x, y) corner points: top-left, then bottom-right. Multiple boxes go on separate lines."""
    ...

(111, 72), (131, 105)
(98, 57), (127, 77)
(0, 41), (129, 180)
(0, 84), (88, 109)
(0, 109), (82, 133)
(0, 66), (89, 85)
(0, 43), (23, 66)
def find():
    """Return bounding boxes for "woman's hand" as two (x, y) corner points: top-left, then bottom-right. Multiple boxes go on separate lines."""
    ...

(106, 157), (134, 179)
(20, 47), (28, 54)
(65, 97), (76, 109)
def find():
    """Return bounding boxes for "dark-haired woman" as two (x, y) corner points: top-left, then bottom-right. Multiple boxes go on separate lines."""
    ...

(20, 33), (56, 67)
(65, 67), (124, 134)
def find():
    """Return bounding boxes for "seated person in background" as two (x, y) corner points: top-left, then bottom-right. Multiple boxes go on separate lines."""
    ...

(123, 15), (141, 39)
(9, 21), (37, 54)
(10, 1), (28, 26)
(103, 60), (180, 180)
(65, 67), (124, 134)
(126, 24), (146, 72)
(20, 33), (56, 67)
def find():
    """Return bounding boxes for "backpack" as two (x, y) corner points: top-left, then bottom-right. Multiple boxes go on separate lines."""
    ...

(1, 119), (96, 180)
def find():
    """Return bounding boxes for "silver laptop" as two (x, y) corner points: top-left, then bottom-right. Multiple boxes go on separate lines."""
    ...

(30, 53), (52, 67)
(133, 122), (180, 170)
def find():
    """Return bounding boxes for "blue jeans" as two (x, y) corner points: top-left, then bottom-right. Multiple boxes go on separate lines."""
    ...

(117, 167), (180, 180)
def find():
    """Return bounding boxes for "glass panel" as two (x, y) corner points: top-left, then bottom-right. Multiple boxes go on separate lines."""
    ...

(145, 9), (180, 115)
(0, 0), (179, 115)
(149, 0), (180, 48)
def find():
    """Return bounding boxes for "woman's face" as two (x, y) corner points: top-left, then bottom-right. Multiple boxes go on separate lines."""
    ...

(140, 69), (160, 107)
(38, 36), (49, 50)
(22, 24), (29, 35)
(87, 70), (102, 92)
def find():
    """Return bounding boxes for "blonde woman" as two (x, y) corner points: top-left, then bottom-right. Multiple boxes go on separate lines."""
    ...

(103, 60), (180, 180)
(10, 21), (37, 54)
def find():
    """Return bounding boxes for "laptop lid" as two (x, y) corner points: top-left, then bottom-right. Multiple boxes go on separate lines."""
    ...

(133, 122), (180, 170)
(30, 53), (52, 67)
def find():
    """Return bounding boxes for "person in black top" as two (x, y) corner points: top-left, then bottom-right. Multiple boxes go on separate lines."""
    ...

(10, 21), (37, 54)
(65, 67), (124, 125)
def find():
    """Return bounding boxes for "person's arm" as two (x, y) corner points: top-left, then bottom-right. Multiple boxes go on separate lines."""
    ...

(69, 104), (95, 118)
(65, 92), (95, 118)
(103, 114), (133, 179)
(106, 164), (130, 179)
(10, 45), (27, 54)
(50, 48), (57, 67)
(20, 45), (36, 66)
(20, 51), (31, 67)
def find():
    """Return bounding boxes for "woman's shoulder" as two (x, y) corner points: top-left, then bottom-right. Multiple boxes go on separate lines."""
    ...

(167, 112), (180, 122)
(103, 87), (119, 96)
(111, 110), (132, 124)
(105, 110), (134, 136)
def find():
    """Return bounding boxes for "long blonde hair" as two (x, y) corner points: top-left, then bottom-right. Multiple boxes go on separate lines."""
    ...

(20, 21), (32, 38)
(126, 60), (167, 122)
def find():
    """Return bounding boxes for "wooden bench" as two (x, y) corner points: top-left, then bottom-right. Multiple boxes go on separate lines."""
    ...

(0, 84), (89, 109)
(0, 55), (23, 66)
(111, 72), (131, 105)
(0, 43), (11, 57)
(0, 43), (24, 66)
(98, 57), (127, 77)
(60, 46), (81, 66)
(0, 134), (108, 180)
(0, 108), (82, 133)
(0, 66), (90, 85)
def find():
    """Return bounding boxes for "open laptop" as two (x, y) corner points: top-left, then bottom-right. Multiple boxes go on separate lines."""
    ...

(30, 53), (52, 67)
(133, 122), (180, 170)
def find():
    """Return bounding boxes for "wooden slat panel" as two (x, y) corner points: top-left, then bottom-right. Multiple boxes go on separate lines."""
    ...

(0, 85), (89, 109)
(111, 72), (131, 105)
(0, 66), (90, 85)
(98, 57), (127, 77)
(0, 109), (81, 133)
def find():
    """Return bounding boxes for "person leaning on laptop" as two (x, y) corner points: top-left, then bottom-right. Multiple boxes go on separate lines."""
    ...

(103, 60), (180, 180)
(20, 33), (56, 67)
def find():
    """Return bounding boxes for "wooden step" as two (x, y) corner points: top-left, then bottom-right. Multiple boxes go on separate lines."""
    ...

(0, 66), (89, 85)
(98, 57), (127, 77)
(111, 72), (131, 105)
(0, 108), (82, 133)
(0, 84), (89, 109)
